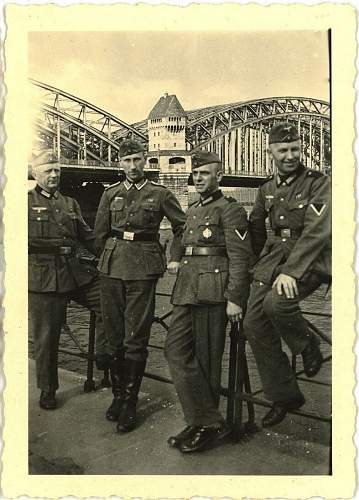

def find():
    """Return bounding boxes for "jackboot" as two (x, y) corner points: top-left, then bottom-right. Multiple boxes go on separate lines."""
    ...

(106, 353), (125, 422)
(117, 359), (146, 433)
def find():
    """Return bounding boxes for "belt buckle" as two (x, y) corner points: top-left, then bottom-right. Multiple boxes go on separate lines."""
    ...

(123, 231), (135, 241)
(281, 229), (291, 238)
(185, 246), (193, 256)
(60, 246), (72, 255)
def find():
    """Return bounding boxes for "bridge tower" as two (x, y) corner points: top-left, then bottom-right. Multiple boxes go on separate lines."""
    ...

(147, 93), (191, 208)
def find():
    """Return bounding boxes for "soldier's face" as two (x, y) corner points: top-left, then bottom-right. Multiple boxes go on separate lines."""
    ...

(32, 164), (61, 193)
(269, 140), (301, 175)
(192, 163), (223, 194)
(120, 152), (146, 183)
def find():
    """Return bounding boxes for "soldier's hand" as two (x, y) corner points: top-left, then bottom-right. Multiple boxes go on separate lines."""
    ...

(167, 261), (180, 275)
(272, 273), (298, 299)
(226, 301), (243, 323)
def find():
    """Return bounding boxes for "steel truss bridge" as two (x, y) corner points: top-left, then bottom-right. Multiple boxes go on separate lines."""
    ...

(30, 80), (331, 181)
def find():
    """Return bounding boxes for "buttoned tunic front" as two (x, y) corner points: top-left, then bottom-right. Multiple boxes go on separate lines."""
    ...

(249, 164), (331, 284)
(28, 185), (97, 292)
(172, 190), (252, 307)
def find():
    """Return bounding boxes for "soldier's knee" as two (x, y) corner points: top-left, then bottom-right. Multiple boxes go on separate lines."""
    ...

(263, 289), (293, 318)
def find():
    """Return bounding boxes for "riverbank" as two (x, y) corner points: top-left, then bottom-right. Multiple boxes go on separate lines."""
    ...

(29, 358), (330, 475)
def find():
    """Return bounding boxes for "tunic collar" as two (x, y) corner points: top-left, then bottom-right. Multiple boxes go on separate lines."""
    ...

(276, 164), (305, 187)
(35, 184), (59, 199)
(124, 178), (148, 191)
(198, 189), (223, 206)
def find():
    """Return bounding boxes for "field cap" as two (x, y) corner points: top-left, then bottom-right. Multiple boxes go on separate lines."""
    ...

(119, 139), (146, 158)
(192, 150), (222, 170)
(269, 122), (300, 144)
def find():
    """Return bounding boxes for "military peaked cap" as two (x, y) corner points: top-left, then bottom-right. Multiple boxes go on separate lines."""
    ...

(32, 150), (58, 168)
(269, 122), (300, 144)
(119, 139), (146, 158)
(191, 150), (222, 170)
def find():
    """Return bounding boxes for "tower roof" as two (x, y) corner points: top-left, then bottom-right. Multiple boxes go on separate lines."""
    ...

(148, 93), (186, 119)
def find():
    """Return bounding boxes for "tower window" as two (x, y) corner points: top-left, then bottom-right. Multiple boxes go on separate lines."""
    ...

(174, 143), (176, 147)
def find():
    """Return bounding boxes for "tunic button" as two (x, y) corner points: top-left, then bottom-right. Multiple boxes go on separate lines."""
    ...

(299, 204), (303, 208)
(205, 222), (210, 226)
(279, 215), (284, 220)
(282, 238), (287, 242)
(214, 269), (219, 273)
(130, 213), (134, 217)
(280, 198), (284, 202)
(184, 260), (188, 264)
(193, 215), (196, 219)
(189, 230), (193, 234)
(56, 209), (59, 213)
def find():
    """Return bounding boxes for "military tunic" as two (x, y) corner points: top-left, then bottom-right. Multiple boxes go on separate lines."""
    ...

(94, 178), (185, 361)
(244, 164), (331, 403)
(165, 190), (252, 427)
(28, 185), (106, 392)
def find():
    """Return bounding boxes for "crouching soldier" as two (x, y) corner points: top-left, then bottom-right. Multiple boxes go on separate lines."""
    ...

(165, 150), (252, 453)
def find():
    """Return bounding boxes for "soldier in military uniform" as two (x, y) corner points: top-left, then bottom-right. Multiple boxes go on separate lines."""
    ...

(164, 150), (252, 453)
(94, 139), (185, 433)
(244, 121), (331, 428)
(28, 150), (108, 410)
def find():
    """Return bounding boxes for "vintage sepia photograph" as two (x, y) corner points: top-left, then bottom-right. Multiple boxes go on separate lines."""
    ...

(27, 29), (332, 475)
(2, 4), (356, 498)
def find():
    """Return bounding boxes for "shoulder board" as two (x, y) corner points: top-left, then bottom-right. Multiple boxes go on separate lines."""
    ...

(105, 180), (122, 191)
(224, 196), (237, 203)
(306, 169), (324, 179)
(150, 181), (166, 188)
(262, 174), (274, 184)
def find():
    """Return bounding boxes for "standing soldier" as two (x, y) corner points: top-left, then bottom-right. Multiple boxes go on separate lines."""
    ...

(165, 150), (252, 453)
(244, 121), (331, 428)
(28, 150), (108, 410)
(94, 139), (185, 433)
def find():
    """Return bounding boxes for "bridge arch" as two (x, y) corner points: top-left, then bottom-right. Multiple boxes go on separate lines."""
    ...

(186, 97), (330, 175)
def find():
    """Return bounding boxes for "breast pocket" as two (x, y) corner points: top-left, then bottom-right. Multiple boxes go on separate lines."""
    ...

(29, 212), (49, 238)
(288, 198), (308, 228)
(110, 198), (126, 225)
(142, 202), (161, 227)
(197, 216), (222, 245)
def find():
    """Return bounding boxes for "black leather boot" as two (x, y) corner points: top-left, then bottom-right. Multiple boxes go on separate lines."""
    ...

(106, 353), (125, 422)
(117, 359), (146, 433)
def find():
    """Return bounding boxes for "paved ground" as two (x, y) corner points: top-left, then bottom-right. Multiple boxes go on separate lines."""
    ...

(29, 359), (331, 476)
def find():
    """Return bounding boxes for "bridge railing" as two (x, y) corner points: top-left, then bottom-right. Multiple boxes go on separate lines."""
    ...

(28, 289), (331, 432)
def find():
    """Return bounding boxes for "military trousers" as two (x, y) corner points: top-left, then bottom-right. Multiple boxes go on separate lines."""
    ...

(164, 304), (227, 427)
(243, 274), (323, 403)
(100, 276), (157, 361)
(29, 277), (106, 392)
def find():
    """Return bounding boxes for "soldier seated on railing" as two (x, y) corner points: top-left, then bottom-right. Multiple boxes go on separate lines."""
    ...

(28, 150), (111, 410)
(244, 121), (331, 428)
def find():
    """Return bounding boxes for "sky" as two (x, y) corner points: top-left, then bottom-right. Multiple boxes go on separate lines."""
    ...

(28, 31), (330, 124)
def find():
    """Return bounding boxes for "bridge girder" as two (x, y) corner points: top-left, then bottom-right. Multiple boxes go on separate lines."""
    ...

(186, 97), (330, 147)
(30, 79), (147, 165)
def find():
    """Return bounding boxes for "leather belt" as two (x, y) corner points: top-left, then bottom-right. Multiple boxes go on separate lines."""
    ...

(28, 246), (74, 255)
(184, 246), (227, 257)
(274, 228), (302, 238)
(110, 230), (159, 242)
